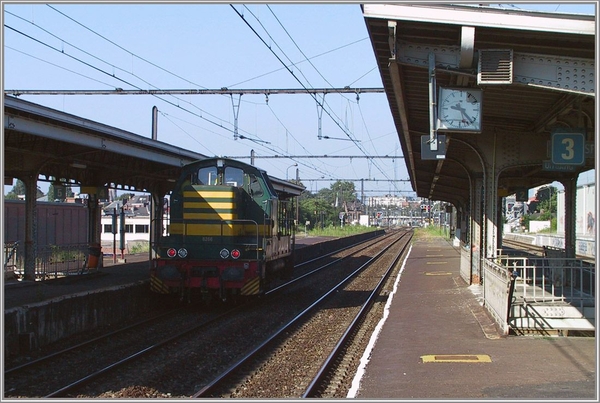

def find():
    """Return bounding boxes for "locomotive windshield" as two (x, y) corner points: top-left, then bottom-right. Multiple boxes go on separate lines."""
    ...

(195, 165), (245, 187)
(192, 161), (267, 200)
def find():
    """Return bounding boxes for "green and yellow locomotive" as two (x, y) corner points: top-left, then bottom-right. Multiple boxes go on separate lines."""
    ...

(150, 158), (304, 302)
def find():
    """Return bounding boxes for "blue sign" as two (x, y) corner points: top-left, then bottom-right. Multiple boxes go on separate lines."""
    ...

(551, 129), (585, 165)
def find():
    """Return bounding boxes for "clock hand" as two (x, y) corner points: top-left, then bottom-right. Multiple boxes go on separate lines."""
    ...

(460, 110), (473, 123)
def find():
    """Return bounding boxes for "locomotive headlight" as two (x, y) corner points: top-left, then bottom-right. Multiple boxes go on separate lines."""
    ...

(231, 249), (241, 259)
(178, 248), (188, 258)
(220, 248), (230, 259)
(166, 248), (177, 258)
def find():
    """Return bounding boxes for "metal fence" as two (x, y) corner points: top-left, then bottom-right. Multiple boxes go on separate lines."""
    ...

(5, 243), (96, 281)
(4, 241), (20, 277)
(499, 255), (595, 312)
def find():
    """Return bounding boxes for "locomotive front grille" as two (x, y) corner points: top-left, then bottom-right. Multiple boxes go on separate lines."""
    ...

(222, 267), (245, 281)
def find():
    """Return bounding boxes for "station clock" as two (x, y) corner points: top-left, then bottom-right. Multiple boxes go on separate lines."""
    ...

(437, 87), (482, 132)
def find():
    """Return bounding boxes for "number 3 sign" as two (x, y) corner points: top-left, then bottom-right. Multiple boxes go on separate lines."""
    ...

(551, 128), (585, 165)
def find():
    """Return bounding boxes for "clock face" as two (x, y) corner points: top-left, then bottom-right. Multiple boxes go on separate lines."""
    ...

(437, 88), (482, 132)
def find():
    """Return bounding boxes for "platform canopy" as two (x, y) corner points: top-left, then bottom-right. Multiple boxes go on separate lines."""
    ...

(4, 95), (301, 195)
(363, 4), (595, 205)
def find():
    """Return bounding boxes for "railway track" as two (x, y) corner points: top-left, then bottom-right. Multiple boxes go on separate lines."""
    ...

(4, 229), (408, 398)
(193, 230), (411, 398)
(501, 238), (595, 264)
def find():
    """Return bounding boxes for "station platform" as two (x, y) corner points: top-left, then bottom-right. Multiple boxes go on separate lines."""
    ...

(349, 236), (596, 400)
(2, 236), (335, 310)
(3, 254), (152, 310)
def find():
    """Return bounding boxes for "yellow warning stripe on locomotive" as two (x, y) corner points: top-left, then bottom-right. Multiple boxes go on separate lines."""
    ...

(184, 190), (235, 199)
(150, 274), (172, 294)
(183, 212), (236, 220)
(169, 223), (271, 236)
(185, 201), (236, 209)
(241, 276), (261, 295)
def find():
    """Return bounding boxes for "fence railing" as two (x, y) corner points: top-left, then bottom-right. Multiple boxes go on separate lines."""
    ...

(499, 255), (595, 312)
(4, 241), (20, 274)
(5, 243), (96, 281)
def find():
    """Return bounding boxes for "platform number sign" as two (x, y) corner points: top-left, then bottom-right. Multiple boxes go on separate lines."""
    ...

(551, 128), (585, 165)
(515, 188), (528, 202)
(54, 185), (65, 200)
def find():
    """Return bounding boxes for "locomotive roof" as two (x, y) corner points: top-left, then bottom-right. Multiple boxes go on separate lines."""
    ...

(189, 157), (305, 197)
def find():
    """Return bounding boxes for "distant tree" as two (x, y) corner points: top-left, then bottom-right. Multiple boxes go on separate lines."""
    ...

(4, 179), (43, 200)
(536, 186), (557, 220)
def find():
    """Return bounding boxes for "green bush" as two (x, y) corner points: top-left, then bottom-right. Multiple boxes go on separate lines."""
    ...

(128, 241), (149, 254)
(302, 225), (379, 238)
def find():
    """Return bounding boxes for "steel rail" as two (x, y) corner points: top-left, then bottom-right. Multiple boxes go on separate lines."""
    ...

(34, 231), (389, 398)
(43, 305), (243, 398)
(302, 231), (412, 397)
(192, 230), (408, 397)
(4, 307), (183, 375)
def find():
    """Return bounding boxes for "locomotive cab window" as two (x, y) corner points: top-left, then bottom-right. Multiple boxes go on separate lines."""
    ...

(196, 166), (218, 185)
(249, 174), (264, 198)
(224, 167), (244, 187)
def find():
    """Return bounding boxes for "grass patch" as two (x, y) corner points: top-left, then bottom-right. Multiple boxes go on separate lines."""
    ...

(414, 225), (447, 240)
(301, 225), (380, 238)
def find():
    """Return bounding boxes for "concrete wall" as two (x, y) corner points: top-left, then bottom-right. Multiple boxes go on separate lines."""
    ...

(4, 280), (151, 359)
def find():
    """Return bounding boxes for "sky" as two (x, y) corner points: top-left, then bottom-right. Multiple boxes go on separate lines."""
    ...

(2, 2), (597, 198)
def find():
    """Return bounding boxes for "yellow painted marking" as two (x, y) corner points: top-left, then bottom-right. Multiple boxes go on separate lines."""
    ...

(421, 354), (491, 363)
(425, 272), (452, 276)
(426, 261), (448, 265)
(184, 190), (234, 198)
(241, 277), (261, 295)
(185, 201), (235, 209)
(150, 275), (171, 294)
(184, 223), (270, 236)
(426, 254), (444, 257)
(170, 223), (184, 234)
(183, 212), (236, 220)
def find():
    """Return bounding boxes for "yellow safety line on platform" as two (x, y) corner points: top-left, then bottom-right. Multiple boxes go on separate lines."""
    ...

(426, 261), (447, 265)
(421, 354), (491, 363)
(426, 254), (444, 257)
(425, 272), (452, 276)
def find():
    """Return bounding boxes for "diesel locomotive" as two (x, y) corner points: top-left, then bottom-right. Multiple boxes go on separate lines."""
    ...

(150, 157), (304, 302)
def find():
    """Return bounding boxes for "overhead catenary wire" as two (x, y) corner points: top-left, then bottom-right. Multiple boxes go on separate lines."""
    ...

(6, 6), (337, 181)
(5, 24), (279, 154)
(230, 5), (392, 184)
(4, 19), (298, 168)
(4, 45), (115, 88)
(7, 7), (283, 149)
(6, 5), (403, 194)
(225, 37), (372, 88)
(46, 4), (209, 91)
